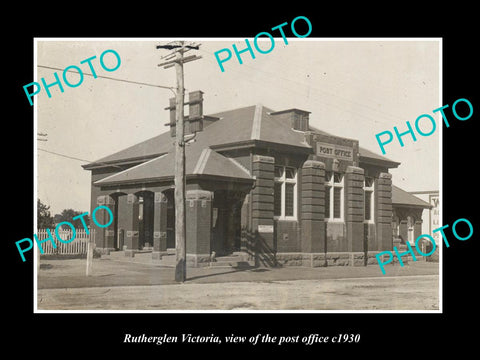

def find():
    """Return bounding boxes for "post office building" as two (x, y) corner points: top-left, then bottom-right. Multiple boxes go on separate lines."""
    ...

(82, 91), (432, 267)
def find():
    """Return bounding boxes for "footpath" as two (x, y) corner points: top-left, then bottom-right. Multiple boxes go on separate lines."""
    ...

(37, 252), (440, 290)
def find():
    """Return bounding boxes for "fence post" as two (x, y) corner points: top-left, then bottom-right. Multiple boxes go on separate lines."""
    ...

(86, 228), (94, 276)
(36, 239), (40, 273)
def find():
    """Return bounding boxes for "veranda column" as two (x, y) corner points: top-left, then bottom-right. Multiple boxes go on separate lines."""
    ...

(345, 166), (365, 266)
(345, 166), (365, 252)
(251, 155), (275, 266)
(95, 195), (115, 254)
(185, 189), (213, 267)
(124, 193), (140, 257)
(301, 160), (326, 247)
(152, 191), (168, 260)
(375, 172), (393, 251)
(300, 160), (326, 267)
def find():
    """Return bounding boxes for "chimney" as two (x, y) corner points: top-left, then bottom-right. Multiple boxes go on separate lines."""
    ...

(166, 90), (204, 137)
(270, 108), (310, 131)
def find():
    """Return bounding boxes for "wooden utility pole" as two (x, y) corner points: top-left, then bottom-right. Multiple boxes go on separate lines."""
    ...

(86, 230), (94, 276)
(157, 41), (201, 283)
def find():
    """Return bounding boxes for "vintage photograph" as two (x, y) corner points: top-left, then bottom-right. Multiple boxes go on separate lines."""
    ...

(34, 38), (441, 311)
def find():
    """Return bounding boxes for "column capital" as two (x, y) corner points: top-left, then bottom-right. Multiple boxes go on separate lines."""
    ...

(96, 195), (105, 205)
(378, 172), (392, 179)
(96, 194), (116, 205)
(127, 193), (139, 204)
(154, 192), (167, 203)
(252, 155), (274, 163)
(186, 189), (213, 200)
(302, 160), (325, 169)
(346, 165), (364, 175)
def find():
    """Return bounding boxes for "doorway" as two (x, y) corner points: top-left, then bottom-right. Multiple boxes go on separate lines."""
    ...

(137, 191), (154, 249)
(212, 190), (243, 256)
(164, 189), (176, 249)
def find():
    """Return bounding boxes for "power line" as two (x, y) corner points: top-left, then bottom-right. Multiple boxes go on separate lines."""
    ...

(37, 65), (176, 94)
(197, 49), (390, 126)
(38, 148), (125, 169)
(198, 47), (403, 126)
(37, 148), (91, 162)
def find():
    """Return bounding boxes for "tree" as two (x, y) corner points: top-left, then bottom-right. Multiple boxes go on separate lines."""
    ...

(37, 199), (55, 229)
(56, 208), (90, 229)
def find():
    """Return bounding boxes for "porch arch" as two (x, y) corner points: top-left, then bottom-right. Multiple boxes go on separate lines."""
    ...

(106, 191), (128, 250)
(134, 190), (155, 249)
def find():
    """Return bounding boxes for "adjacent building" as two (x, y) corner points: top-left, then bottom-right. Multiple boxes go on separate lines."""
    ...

(392, 187), (433, 249)
(82, 91), (432, 267)
(408, 190), (440, 241)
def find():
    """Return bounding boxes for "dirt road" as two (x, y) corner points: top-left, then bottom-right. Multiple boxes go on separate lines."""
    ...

(37, 274), (439, 311)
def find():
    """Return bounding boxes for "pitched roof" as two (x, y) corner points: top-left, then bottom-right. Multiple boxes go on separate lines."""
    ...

(83, 104), (311, 170)
(392, 185), (432, 208)
(94, 142), (252, 186)
(358, 146), (400, 167)
(84, 103), (398, 184)
(83, 131), (173, 169)
(201, 104), (310, 149)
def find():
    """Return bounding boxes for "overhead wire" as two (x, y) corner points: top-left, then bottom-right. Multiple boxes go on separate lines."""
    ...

(37, 65), (176, 94)
(36, 45), (408, 165)
(37, 148), (123, 168)
(37, 48), (398, 127)
(197, 46), (406, 126)
(37, 148), (91, 162)
(36, 64), (176, 166)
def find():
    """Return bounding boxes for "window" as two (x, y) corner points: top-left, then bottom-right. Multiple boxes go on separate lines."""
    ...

(364, 177), (374, 222)
(324, 185), (331, 219)
(407, 216), (415, 244)
(274, 183), (282, 216)
(333, 187), (342, 218)
(274, 166), (297, 220)
(325, 171), (344, 221)
(285, 183), (295, 216)
(138, 196), (144, 221)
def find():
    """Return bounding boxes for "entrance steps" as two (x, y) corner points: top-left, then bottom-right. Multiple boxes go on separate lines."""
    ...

(101, 250), (156, 264)
(209, 252), (254, 268)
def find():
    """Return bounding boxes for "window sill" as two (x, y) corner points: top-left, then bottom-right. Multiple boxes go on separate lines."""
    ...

(326, 219), (345, 223)
(274, 217), (298, 221)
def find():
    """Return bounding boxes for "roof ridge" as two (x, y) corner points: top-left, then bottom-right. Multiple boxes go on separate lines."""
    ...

(250, 104), (263, 140)
(207, 104), (260, 118)
(193, 148), (212, 175)
(88, 131), (172, 166)
(94, 153), (168, 185)
(392, 184), (432, 208)
(227, 157), (251, 177)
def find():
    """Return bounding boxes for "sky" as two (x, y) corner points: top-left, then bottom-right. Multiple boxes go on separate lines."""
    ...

(35, 38), (441, 215)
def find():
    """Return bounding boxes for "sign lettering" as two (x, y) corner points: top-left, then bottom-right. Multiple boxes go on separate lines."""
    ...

(316, 142), (353, 161)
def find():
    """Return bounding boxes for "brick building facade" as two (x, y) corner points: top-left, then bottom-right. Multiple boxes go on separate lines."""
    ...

(82, 91), (431, 267)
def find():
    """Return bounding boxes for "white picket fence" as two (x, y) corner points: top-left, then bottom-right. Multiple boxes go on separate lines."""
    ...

(36, 228), (95, 255)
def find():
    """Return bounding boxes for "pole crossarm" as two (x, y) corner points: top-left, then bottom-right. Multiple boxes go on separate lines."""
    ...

(156, 44), (199, 50)
(158, 54), (202, 69)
